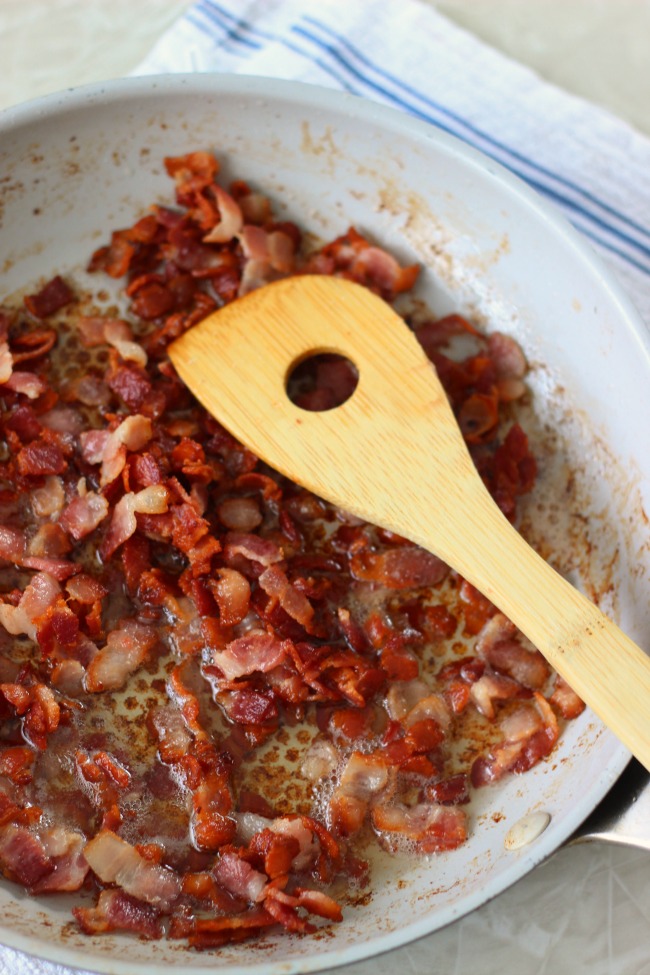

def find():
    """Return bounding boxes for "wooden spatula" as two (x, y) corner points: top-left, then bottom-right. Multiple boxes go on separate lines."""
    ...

(169, 274), (650, 772)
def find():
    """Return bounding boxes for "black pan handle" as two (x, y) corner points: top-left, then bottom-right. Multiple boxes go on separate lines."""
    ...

(568, 758), (650, 851)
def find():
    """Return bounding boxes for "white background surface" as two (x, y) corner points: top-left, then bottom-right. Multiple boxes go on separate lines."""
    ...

(0, 2), (648, 975)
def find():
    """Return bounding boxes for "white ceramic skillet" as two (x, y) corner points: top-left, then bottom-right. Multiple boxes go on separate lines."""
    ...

(0, 75), (648, 974)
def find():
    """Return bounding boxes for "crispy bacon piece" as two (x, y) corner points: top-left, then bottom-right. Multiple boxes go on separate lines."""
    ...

(203, 185), (244, 243)
(0, 822), (88, 892)
(101, 483), (169, 558)
(0, 525), (26, 564)
(258, 565), (315, 632)
(487, 331), (527, 382)
(24, 275), (74, 319)
(483, 639), (550, 690)
(31, 475), (65, 518)
(4, 370), (48, 399)
(60, 491), (110, 540)
(471, 693), (559, 786)
(469, 673), (525, 719)
(371, 801), (468, 853)
(208, 630), (289, 681)
(78, 316), (147, 367)
(99, 414), (153, 487)
(0, 523), (78, 580)
(0, 682), (61, 750)
(210, 568), (251, 626)
(385, 679), (432, 721)
(549, 675), (585, 719)
(329, 751), (391, 836)
(0, 571), (60, 640)
(350, 546), (449, 589)
(307, 227), (419, 299)
(0, 341), (13, 382)
(73, 889), (163, 940)
(213, 849), (267, 902)
(168, 907), (275, 949)
(150, 705), (192, 764)
(0, 746), (35, 785)
(223, 532), (283, 568)
(17, 430), (68, 476)
(476, 613), (550, 690)
(84, 620), (157, 692)
(83, 829), (181, 910)
(490, 423), (537, 519)
(165, 666), (237, 850)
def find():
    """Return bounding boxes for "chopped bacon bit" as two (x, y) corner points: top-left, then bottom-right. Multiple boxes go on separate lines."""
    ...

(213, 849), (267, 902)
(491, 423), (538, 520)
(458, 391), (499, 443)
(31, 475), (65, 518)
(372, 801), (468, 853)
(4, 370), (48, 399)
(459, 579), (495, 634)
(0, 571), (61, 640)
(0, 341), (13, 383)
(487, 331), (527, 381)
(0, 746), (35, 785)
(10, 328), (57, 365)
(27, 522), (71, 559)
(73, 890), (163, 940)
(482, 637), (550, 690)
(258, 564), (315, 632)
(24, 275), (74, 319)
(0, 525), (26, 564)
(17, 431), (68, 477)
(203, 185), (244, 243)
(0, 822), (88, 892)
(101, 483), (169, 559)
(470, 672), (524, 719)
(350, 546), (449, 589)
(78, 316), (148, 367)
(549, 675), (586, 719)
(306, 227), (419, 300)
(169, 908), (274, 949)
(99, 413), (153, 487)
(471, 693), (559, 786)
(423, 773), (470, 806)
(150, 705), (192, 764)
(84, 620), (157, 692)
(224, 532), (283, 568)
(83, 829), (181, 910)
(209, 630), (289, 681)
(60, 490), (110, 541)
(329, 752), (391, 836)
(210, 568), (251, 626)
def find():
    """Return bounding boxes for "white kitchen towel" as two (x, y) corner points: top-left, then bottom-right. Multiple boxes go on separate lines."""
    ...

(136, 0), (650, 334)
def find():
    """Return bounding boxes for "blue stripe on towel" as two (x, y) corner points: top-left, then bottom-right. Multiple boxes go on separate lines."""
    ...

(194, 0), (357, 91)
(192, 0), (650, 275)
(302, 16), (650, 251)
(295, 19), (650, 271)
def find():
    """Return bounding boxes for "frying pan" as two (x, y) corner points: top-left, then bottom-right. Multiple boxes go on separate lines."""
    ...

(0, 75), (648, 974)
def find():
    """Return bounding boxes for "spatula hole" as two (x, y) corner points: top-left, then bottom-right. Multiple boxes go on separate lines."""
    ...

(286, 352), (359, 411)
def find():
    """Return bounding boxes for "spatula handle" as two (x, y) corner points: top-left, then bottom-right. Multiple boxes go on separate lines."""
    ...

(419, 484), (650, 771)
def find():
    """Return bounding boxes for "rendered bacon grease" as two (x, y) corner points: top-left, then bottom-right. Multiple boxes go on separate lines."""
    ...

(0, 152), (585, 949)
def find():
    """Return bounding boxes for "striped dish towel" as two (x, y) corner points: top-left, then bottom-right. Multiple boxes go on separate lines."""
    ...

(136, 0), (650, 331)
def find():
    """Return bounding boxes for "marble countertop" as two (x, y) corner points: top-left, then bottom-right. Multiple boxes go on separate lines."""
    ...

(0, 2), (648, 974)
